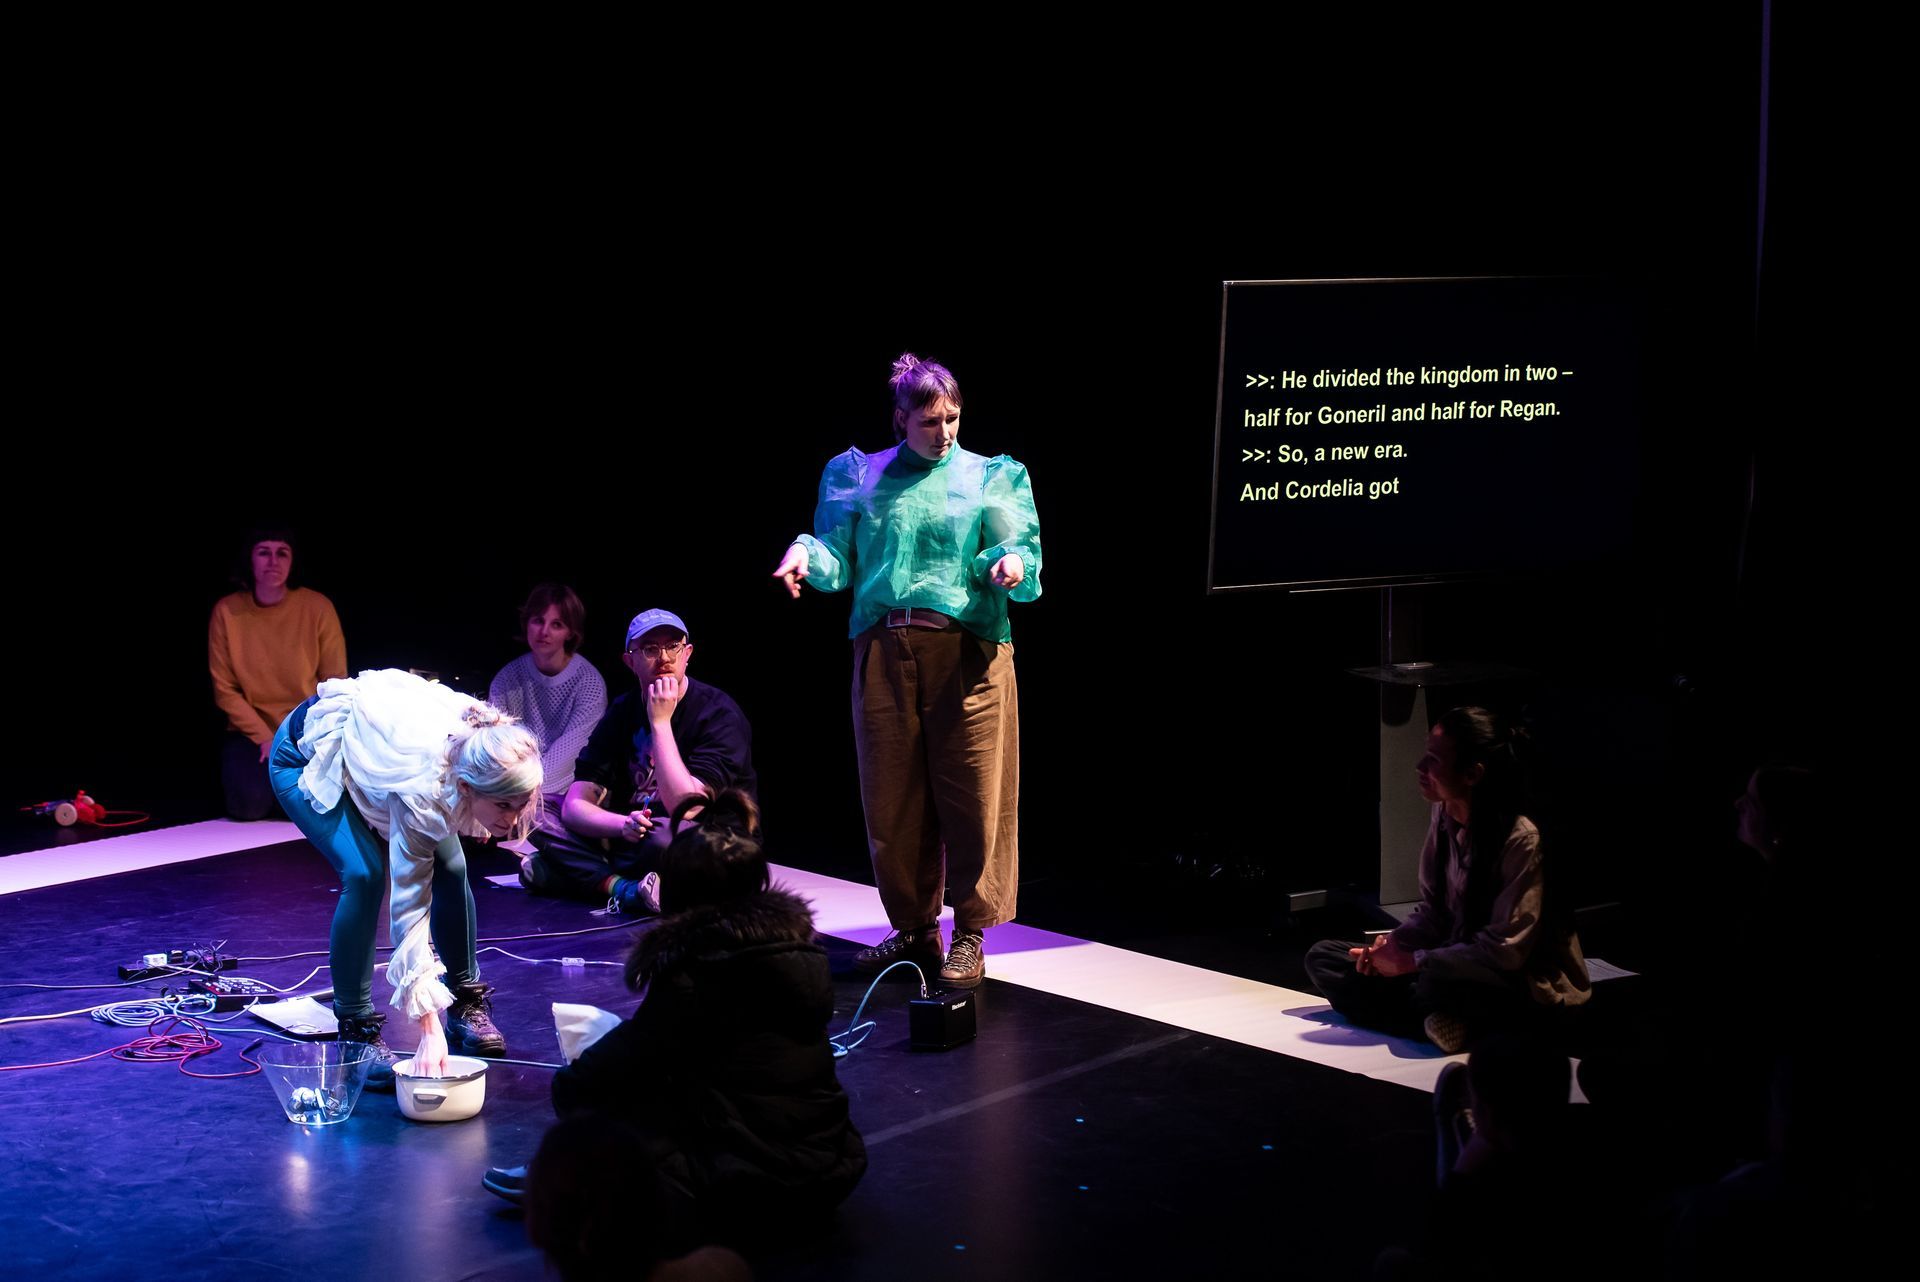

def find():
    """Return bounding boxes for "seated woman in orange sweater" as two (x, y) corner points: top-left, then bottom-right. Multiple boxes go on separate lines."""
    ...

(208, 527), (347, 819)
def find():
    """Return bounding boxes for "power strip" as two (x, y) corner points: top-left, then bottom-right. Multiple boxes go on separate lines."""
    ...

(188, 977), (283, 1012)
(118, 949), (240, 981)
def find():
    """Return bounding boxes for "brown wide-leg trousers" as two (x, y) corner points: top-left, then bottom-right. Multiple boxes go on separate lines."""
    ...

(852, 624), (1019, 933)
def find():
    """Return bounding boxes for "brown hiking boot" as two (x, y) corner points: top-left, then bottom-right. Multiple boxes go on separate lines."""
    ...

(939, 929), (985, 989)
(335, 1010), (398, 1092)
(446, 981), (507, 1057)
(851, 925), (944, 983)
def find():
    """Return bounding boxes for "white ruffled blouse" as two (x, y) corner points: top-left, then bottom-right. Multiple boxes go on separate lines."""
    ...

(295, 668), (485, 1021)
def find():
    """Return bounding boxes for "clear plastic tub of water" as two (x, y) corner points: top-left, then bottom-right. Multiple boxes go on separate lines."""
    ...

(256, 1041), (379, 1125)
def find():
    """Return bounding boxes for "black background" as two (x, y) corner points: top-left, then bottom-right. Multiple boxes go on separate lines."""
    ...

(6, 10), (1853, 905)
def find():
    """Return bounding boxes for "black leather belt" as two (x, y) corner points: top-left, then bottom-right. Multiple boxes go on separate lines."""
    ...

(884, 607), (956, 630)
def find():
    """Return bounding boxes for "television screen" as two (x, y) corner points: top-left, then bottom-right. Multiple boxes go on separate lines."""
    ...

(1208, 276), (1640, 592)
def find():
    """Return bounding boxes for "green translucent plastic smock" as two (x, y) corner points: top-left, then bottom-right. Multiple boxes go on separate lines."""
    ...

(795, 444), (1043, 642)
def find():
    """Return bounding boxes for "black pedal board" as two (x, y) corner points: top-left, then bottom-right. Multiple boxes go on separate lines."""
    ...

(188, 977), (282, 1012)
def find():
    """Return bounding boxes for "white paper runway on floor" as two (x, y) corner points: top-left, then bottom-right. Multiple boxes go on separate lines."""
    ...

(0, 818), (302, 896)
(5, 820), (1468, 1090)
(775, 864), (1464, 1092)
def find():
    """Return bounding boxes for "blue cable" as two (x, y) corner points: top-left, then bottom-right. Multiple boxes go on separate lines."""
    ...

(829, 960), (927, 1059)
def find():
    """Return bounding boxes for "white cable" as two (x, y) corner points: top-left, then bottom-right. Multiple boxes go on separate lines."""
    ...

(479, 946), (620, 967)
(235, 920), (637, 965)
(0, 1003), (100, 1026)
(480, 922), (644, 942)
(90, 992), (227, 1027)
(0, 968), (211, 992)
(244, 966), (330, 994)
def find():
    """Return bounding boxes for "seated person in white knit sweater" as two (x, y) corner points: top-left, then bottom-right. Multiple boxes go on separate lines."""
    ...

(522, 608), (757, 916)
(487, 583), (609, 842)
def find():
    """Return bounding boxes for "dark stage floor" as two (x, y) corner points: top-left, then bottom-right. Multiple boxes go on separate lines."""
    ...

(0, 835), (1453, 1280)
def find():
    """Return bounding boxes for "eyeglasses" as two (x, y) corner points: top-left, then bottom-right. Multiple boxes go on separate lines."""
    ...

(627, 641), (688, 661)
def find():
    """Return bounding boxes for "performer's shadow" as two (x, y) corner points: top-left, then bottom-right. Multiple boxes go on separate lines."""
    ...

(1284, 1003), (1451, 1059)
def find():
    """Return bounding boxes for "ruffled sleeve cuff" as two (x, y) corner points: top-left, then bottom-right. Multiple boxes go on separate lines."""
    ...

(386, 916), (453, 1022)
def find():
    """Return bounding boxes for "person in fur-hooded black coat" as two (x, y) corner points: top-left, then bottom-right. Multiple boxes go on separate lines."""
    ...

(548, 790), (867, 1238)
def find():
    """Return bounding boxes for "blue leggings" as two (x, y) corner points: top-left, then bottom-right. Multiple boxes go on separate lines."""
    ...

(269, 698), (479, 1020)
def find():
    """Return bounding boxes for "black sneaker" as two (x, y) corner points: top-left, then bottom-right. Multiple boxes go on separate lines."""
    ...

(482, 1164), (528, 1206)
(335, 1010), (398, 1092)
(851, 925), (944, 981)
(606, 871), (661, 917)
(447, 982), (507, 1057)
(1423, 1011), (1470, 1055)
(939, 929), (986, 989)
(1432, 1060), (1475, 1185)
(518, 852), (551, 894)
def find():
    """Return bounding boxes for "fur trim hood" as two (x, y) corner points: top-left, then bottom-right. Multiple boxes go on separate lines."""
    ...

(626, 886), (818, 989)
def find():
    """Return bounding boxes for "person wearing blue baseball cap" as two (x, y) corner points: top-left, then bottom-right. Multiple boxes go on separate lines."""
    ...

(517, 608), (758, 913)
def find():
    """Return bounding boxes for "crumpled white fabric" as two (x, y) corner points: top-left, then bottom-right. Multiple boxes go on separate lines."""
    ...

(552, 1002), (623, 1062)
(296, 669), (482, 1022)
(299, 669), (473, 835)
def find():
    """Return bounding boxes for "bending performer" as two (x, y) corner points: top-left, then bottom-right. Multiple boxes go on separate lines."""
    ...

(269, 668), (542, 1084)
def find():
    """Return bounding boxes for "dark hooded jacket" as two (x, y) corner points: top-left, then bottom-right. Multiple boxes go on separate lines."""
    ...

(551, 887), (867, 1216)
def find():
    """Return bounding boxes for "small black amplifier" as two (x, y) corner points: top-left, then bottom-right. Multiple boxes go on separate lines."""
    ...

(909, 988), (977, 1050)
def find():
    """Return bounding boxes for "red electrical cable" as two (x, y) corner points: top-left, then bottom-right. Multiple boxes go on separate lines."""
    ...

(0, 1014), (263, 1077)
(91, 810), (152, 829)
